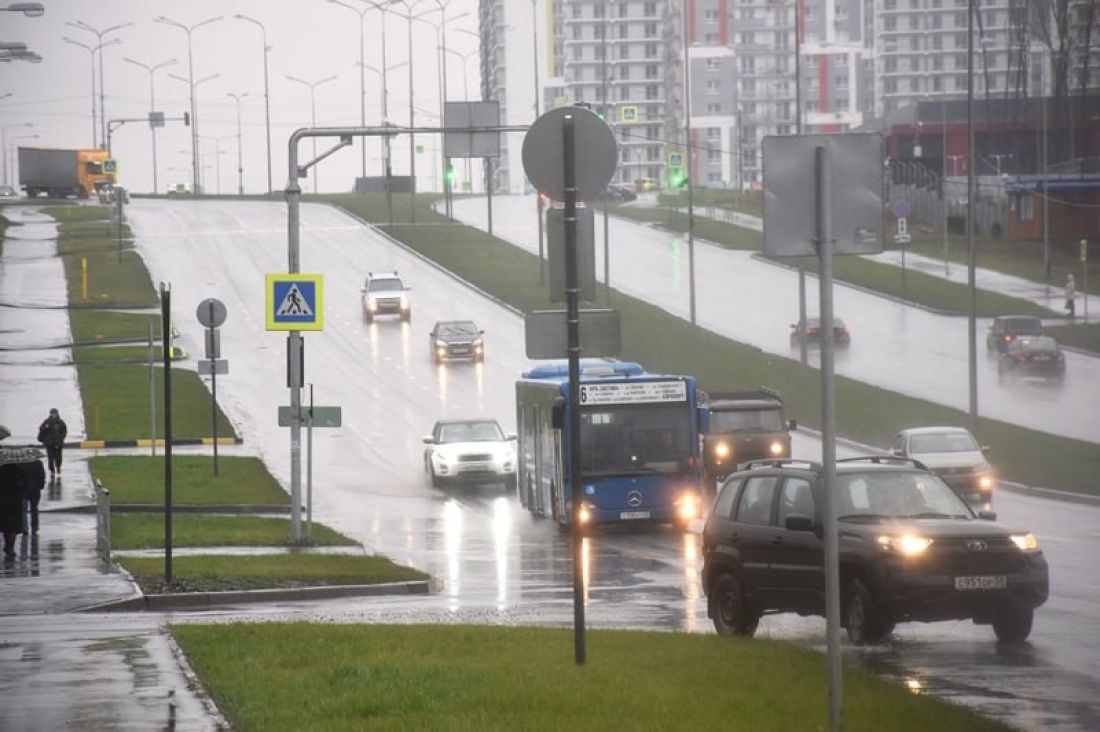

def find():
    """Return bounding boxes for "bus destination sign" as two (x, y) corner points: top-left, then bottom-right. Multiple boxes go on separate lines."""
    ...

(579, 380), (687, 405)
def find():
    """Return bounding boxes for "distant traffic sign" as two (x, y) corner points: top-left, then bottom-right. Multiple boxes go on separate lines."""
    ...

(266, 273), (324, 331)
(893, 200), (910, 219)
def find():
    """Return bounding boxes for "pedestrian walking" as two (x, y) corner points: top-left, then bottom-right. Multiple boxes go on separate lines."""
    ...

(37, 407), (68, 477)
(19, 452), (46, 534)
(1065, 274), (1076, 318)
(1, 425), (40, 560)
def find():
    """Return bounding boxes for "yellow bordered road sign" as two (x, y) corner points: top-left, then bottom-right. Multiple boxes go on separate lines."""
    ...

(266, 273), (324, 331)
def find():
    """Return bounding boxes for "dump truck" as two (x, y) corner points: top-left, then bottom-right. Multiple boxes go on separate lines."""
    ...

(18, 147), (114, 199)
(699, 387), (797, 494)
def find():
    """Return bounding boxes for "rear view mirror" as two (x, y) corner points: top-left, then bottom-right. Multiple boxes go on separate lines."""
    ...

(551, 397), (565, 430)
(506, 432), (517, 440)
(981, 445), (991, 453)
(787, 419), (798, 431)
(422, 435), (434, 444)
(977, 510), (997, 521)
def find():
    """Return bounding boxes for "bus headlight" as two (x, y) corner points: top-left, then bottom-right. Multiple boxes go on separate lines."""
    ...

(676, 492), (699, 521)
(713, 441), (730, 459)
(769, 440), (784, 455)
(577, 502), (593, 526)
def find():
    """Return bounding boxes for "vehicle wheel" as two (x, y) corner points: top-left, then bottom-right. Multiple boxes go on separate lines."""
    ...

(710, 573), (760, 637)
(845, 578), (893, 644)
(401, 310), (411, 323)
(992, 603), (1033, 642)
(428, 465), (443, 489)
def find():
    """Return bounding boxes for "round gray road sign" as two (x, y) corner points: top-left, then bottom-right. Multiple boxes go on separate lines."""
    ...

(196, 297), (227, 328)
(522, 106), (617, 204)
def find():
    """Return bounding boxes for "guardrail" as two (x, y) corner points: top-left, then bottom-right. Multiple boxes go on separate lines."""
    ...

(94, 479), (110, 562)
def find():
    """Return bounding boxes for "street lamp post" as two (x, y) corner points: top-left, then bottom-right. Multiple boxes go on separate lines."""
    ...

(66, 21), (132, 148)
(390, 1), (441, 223)
(286, 75), (338, 194)
(966, 0), (978, 429)
(682, 0), (696, 325)
(433, 0), (457, 217)
(227, 92), (249, 195)
(62, 37), (118, 148)
(327, 0), (371, 183)
(528, 2), (545, 281)
(124, 56), (176, 195)
(168, 71), (219, 194)
(1, 122), (32, 187)
(155, 15), (223, 196)
(364, 1), (395, 221)
(8, 133), (39, 188)
(235, 14), (273, 194)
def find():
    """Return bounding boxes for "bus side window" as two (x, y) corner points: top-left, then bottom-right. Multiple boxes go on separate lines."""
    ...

(551, 397), (564, 430)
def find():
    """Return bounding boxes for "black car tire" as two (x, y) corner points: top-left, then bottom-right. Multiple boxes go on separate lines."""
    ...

(992, 603), (1033, 642)
(428, 463), (444, 489)
(710, 573), (760, 637)
(845, 578), (894, 644)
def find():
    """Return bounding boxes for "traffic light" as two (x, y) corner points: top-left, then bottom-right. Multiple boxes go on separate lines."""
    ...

(669, 169), (686, 189)
(445, 163), (456, 188)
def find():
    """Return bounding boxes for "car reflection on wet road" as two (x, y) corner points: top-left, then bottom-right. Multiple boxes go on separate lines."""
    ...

(125, 200), (1100, 731)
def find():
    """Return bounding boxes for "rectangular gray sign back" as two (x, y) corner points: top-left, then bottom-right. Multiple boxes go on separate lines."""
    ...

(762, 133), (885, 256)
(524, 309), (621, 359)
(444, 101), (501, 158)
(546, 206), (596, 303)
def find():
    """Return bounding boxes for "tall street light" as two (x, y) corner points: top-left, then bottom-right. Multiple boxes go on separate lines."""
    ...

(227, 91), (250, 195)
(155, 15), (223, 195)
(8, 133), (38, 186)
(681, 0), (696, 326)
(432, 0), (458, 216)
(168, 70), (219, 194)
(327, 0), (372, 183)
(200, 134), (234, 195)
(235, 13), (273, 194)
(66, 21), (132, 148)
(124, 56), (176, 195)
(364, 1), (395, 220)
(444, 47), (477, 191)
(389, 0), (440, 223)
(1, 122), (32, 187)
(62, 36), (119, 148)
(286, 74), (338, 194)
(966, 0), (978, 429)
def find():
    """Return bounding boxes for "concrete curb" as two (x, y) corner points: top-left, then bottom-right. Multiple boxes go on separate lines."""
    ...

(45, 503), (294, 514)
(79, 580), (432, 612)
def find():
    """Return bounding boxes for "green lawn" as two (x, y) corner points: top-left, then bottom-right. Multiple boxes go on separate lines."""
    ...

(70, 310), (164, 343)
(111, 514), (356, 550)
(170, 623), (1008, 732)
(62, 249), (157, 308)
(91, 455), (287, 505)
(119, 554), (428, 594)
(78, 364), (235, 441)
(73, 345), (168, 364)
(41, 204), (113, 223)
(659, 187), (765, 218)
(57, 220), (130, 241)
(1045, 321), (1100, 352)
(320, 193), (1099, 495)
(57, 232), (133, 257)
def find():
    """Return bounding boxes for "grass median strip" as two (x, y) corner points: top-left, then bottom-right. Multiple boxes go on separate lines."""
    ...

(70, 310), (163, 343)
(321, 193), (1099, 495)
(92, 455), (287, 505)
(62, 249), (157, 308)
(120, 555), (428, 594)
(41, 204), (113, 223)
(170, 623), (1008, 732)
(111, 514), (356, 550)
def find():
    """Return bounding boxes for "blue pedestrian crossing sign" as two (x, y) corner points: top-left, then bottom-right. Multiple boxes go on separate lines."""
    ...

(266, 273), (324, 331)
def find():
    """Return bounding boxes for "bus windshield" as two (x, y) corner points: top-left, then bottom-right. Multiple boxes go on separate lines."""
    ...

(580, 404), (693, 474)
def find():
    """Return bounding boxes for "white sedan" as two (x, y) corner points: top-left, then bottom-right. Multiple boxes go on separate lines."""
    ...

(423, 418), (516, 491)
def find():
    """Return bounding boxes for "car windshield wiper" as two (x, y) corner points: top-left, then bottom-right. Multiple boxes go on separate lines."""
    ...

(838, 513), (892, 521)
(907, 512), (958, 519)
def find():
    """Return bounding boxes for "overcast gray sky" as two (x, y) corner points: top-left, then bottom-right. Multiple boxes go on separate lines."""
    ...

(2, 0), (482, 194)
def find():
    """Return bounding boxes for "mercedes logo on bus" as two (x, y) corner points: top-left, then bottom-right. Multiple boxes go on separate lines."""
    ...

(627, 490), (643, 508)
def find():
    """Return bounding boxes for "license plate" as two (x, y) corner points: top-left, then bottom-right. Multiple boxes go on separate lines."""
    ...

(1033, 355), (1051, 361)
(620, 510), (650, 520)
(954, 575), (1007, 591)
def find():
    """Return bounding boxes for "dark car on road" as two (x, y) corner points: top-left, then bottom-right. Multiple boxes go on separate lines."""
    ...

(998, 335), (1065, 383)
(986, 315), (1043, 354)
(701, 457), (1048, 644)
(429, 320), (484, 363)
(605, 184), (638, 203)
(700, 388), (796, 493)
(790, 317), (851, 349)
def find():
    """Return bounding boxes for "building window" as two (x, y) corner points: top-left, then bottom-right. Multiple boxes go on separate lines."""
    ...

(644, 2), (657, 16)
(707, 102), (721, 114)
(645, 64), (658, 79)
(619, 23), (629, 39)
(1020, 195), (1034, 222)
(645, 84), (659, 99)
(708, 172), (722, 183)
(644, 22), (658, 38)
(708, 149), (721, 162)
(705, 9), (718, 22)
(619, 45), (630, 59)
(706, 58), (720, 71)
(885, 79), (898, 93)
(645, 43), (659, 58)
(707, 127), (720, 141)
(619, 65), (630, 80)
(705, 79), (720, 94)
(705, 33), (719, 44)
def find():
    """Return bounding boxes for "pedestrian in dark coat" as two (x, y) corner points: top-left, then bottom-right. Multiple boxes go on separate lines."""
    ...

(37, 408), (68, 476)
(1, 425), (35, 559)
(20, 455), (46, 533)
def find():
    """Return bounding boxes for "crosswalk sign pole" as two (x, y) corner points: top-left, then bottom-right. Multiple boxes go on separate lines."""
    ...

(286, 177), (304, 543)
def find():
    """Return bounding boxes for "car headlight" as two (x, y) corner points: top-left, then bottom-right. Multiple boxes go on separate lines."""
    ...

(768, 440), (784, 455)
(436, 345), (447, 356)
(713, 441), (730, 459)
(367, 299), (378, 312)
(877, 534), (933, 556)
(576, 502), (594, 526)
(977, 473), (994, 491)
(1010, 533), (1040, 552)
(399, 295), (409, 309)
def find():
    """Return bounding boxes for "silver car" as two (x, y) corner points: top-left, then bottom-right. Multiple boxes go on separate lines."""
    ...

(423, 418), (516, 491)
(890, 426), (995, 506)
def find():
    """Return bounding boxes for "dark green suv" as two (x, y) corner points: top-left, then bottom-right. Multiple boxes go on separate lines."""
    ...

(701, 457), (1049, 644)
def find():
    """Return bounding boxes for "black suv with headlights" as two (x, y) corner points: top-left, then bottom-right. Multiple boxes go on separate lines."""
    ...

(701, 457), (1048, 644)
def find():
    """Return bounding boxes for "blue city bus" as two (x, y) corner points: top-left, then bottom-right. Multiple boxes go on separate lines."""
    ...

(515, 359), (704, 529)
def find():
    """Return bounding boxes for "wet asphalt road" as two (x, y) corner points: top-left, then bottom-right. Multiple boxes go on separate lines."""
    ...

(1, 199), (1097, 731)
(449, 195), (1100, 445)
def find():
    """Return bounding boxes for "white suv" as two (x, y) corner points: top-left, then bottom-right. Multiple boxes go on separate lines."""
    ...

(361, 271), (411, 323)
